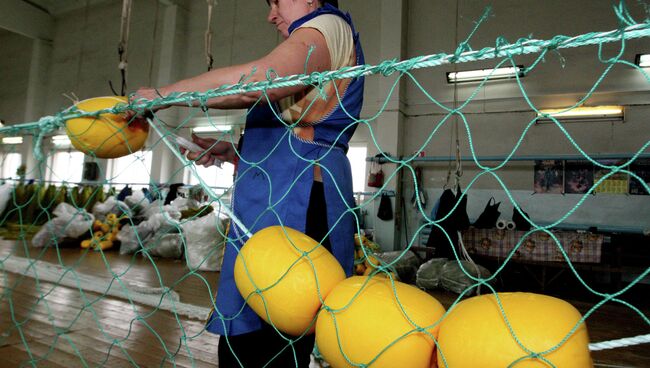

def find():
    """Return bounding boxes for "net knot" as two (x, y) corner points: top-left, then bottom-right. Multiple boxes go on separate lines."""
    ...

(494, 36), (511, 57)
(452, 41), (472, 62)
(529, 352), (542, 360)
(265, 68), (280, 84)
(376, 59), (399, 77)
(197, 94), (210, 108)
(38, 115), (63, 133)
(394, 58), (420, 73)
(546, 34), (569, 51)
(308, 71), (328, 99)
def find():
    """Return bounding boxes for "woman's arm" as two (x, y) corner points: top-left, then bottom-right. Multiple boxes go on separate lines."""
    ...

(134, 28), (331, 110)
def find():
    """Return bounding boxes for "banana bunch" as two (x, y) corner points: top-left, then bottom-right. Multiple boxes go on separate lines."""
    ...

(68, 185), (106, 212)
(353, 233), (397, 279)
(81, 213), (122, 251)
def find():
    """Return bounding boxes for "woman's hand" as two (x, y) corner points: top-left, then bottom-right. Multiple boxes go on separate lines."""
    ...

(182, 134), (237, 166)
(124, 87), (171, 121)
(131, 87), (171, 111)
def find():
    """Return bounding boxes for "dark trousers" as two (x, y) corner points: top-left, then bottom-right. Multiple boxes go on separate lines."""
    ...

(218, 181), (329, 367)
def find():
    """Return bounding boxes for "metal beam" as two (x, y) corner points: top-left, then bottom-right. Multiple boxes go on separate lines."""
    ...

(0, 0), (54, 41)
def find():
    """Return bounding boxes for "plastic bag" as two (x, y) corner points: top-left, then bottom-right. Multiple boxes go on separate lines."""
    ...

(117, 208), (181, 256)
(92, 196), (131, 221)
(148, 212), (181, 230)
(181, 212), (228, 271)
(124, 190), (146, 211)
(440, 260), (492, 295)
(375, 251), (421, 283)
(32, 203), (94, 248)
(117, 221), (154, 255)
(116, 196), (183, 256)
(415, 258), (447, 290)
(141, 199), (164, 218)
(144, 227), (183, 259)
(170, 197), (200, 212)
(0, 183), (13, 216)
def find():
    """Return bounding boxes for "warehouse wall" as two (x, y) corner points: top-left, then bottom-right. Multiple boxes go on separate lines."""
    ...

(0, 0), (648, 248)
(0, 30), (32, 124)
(396, 0), (650, 245)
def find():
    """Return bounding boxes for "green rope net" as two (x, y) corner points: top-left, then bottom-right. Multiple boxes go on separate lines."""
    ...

(1, 2), (649, 367)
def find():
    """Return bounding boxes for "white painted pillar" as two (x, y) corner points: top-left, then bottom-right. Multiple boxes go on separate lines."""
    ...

(148, 4), (186, 185)
(22, 39), (52, 181)
(367, 0), (408, 251)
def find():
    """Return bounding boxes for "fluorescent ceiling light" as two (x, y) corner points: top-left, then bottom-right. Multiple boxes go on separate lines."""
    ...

(2, 137), (23, 144)
(636, 54), (649, 67)
(52, 135), (71, 146)
(447, 65), (525, 83)
(537, 105), (624, 122)
(193, 125), (233, 133)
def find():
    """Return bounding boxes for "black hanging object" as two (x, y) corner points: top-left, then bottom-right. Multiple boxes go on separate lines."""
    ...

(377, 193), (393, 221)
(164, 183), (184, 205)
(512, 207), (532, 231)
(473, 197), (501, 229)
(82, 162), (100, 181)
(426, 188), (470, 258)
(117, 185), (132, 201)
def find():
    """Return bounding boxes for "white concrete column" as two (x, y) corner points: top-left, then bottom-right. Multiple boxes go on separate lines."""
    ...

(147, 4), (186, 185)
(367, 0), (408, 251)
(22, 39), (52, 181)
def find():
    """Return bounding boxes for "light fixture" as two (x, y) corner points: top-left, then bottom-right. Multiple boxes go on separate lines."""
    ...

(189, 114), (244, 134)
(536, 105), (624, 123)
(447, 65), (525, 83)
(51, 135), (72, 146)
(192, 125), (233, 133)
(635, 54), (649, 67)
(2, 137), (23, 144)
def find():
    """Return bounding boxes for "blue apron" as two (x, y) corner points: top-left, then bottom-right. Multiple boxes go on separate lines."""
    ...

(207, 4), (365, 336)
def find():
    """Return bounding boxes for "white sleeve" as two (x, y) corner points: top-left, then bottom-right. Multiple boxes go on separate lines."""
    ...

(296, 14), (355, 70)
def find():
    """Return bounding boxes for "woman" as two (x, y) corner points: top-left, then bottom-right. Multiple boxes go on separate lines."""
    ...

(134, 0), (364, 366)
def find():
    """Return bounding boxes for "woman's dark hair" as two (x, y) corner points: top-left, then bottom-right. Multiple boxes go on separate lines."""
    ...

(265, 0), (339, 8)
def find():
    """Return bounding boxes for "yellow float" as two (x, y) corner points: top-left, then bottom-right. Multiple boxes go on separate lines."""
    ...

(234, 225), (346, 336)
(65, 96), (149, 158)
(436, 292), (593, 367)
(316, 276), (446, 368)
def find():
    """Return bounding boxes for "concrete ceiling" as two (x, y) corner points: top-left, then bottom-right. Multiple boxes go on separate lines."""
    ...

(21, 0), (108, 17)
(22, 0), (177, 17)
(1, 0), (54, 40)
(1, 0), (178, 40)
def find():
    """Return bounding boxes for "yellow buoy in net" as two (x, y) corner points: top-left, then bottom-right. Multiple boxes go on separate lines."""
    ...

(436, 292), (593, 367)
(65, 96), (149, 158)
(234, 225), (346, 336)
(316, 275), (446, 368)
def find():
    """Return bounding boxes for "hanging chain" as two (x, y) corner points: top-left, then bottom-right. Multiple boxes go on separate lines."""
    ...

(205, 0), (216, 71)
(445, 0), (463, 189)
(116, 0), (133, 96)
